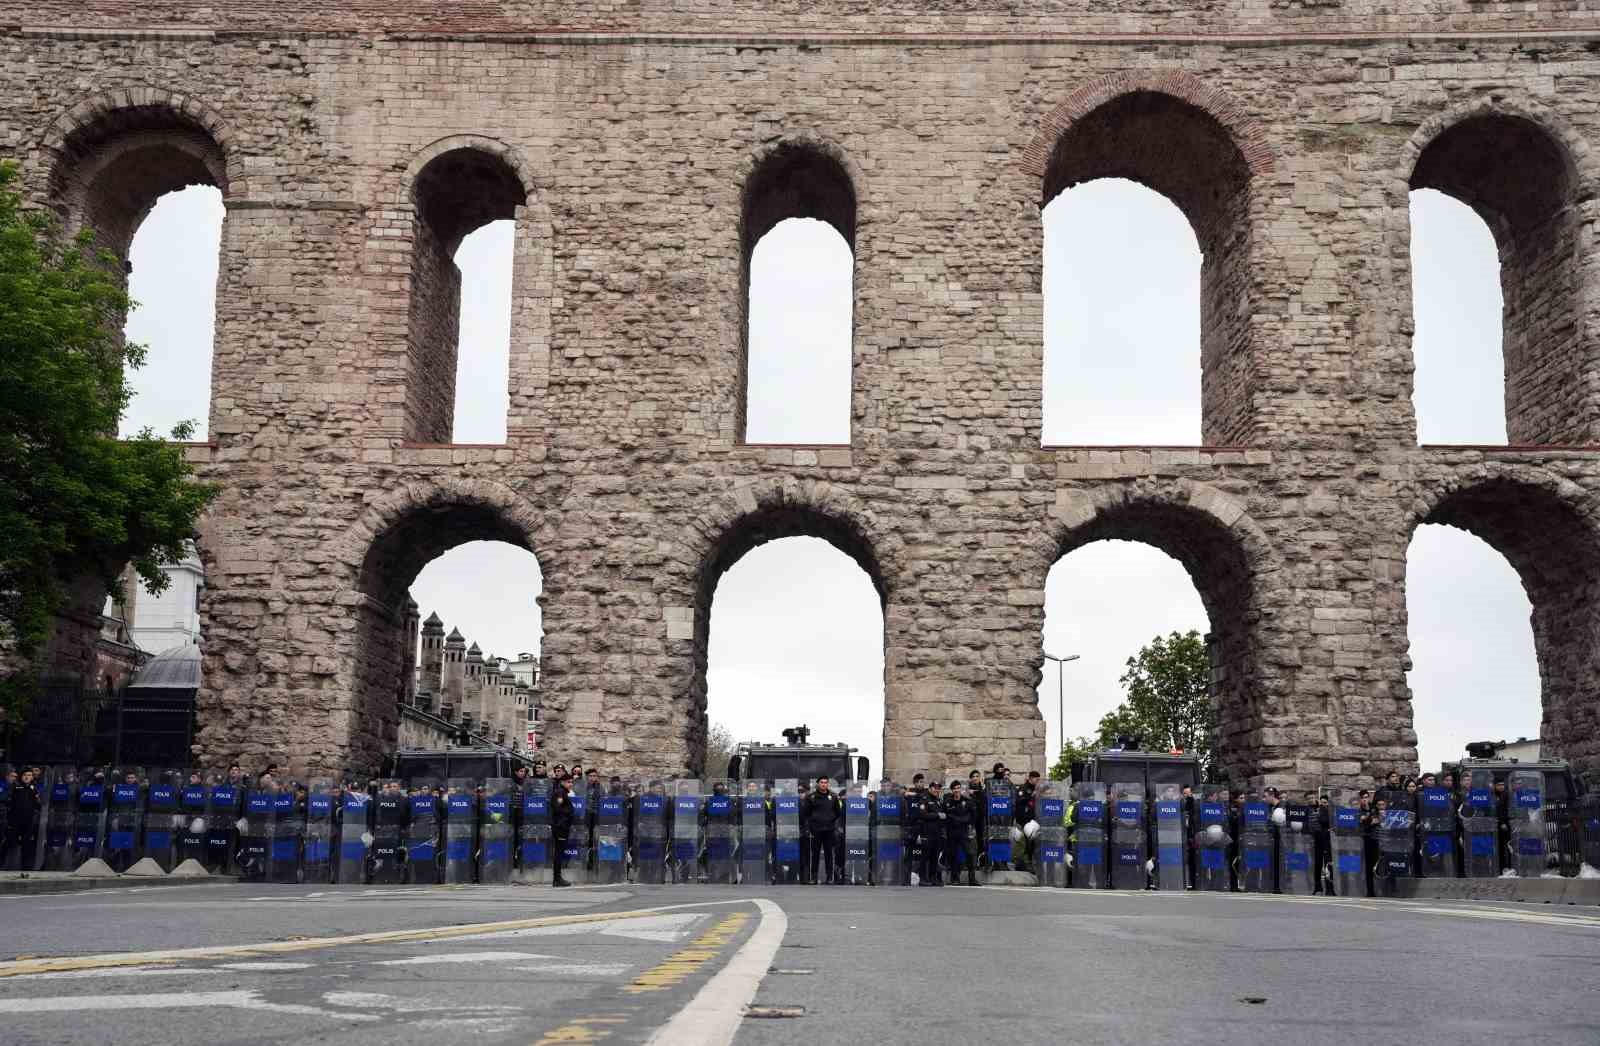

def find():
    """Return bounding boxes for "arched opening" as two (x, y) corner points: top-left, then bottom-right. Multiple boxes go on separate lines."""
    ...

(1409, 113), (1583, 445)
(1040, 542), (1208, 765)
(1043, 180), (1201, 445)
(693, 505), (885, 778)
(1041, 91), (1254, 446)
(355, 498), (543, 769)
(1406, 480), (1600, 775)
(406, 148), (525, 444)
(1044, 495), (1256, 781)
(48, 104), (228, 439)
(740, 143), (856, 445)
(1409, 189), (1505, 444)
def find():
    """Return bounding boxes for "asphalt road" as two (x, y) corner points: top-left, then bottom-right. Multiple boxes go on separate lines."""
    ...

(1, 883), (1596, 1045)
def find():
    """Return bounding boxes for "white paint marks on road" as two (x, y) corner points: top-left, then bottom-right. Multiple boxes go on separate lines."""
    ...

(214, 962), (316, 971)
(0, 990), (380, 1022)
(444, 912), (705, 944)
(645, 898), (788, 1046)
(511, 962), (632, 977)
(377, 951), (555, 966)
(31, 966), (189, 980)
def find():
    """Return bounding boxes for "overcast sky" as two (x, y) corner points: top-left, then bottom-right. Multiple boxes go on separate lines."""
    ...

(122, 178), (1540, 779)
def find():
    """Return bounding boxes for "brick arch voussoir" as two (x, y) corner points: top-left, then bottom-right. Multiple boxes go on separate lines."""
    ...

(739, 132), (868, 208)
(39, 85), (242, 194)
(674, 477), (905, 606)
(1397, 94), (1597, 209)
(336, 476), (546, 583)
(1041, 478), (1272, 579)
(399, 134), (540, 208)
(1020, 72), (1276, 182)
(1405, 463), (1600, 542)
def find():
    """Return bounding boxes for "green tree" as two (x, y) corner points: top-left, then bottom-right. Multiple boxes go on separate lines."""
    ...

(1048, 734), (1098, 781)
(704, 720), (739, 776)
(0, 161), (216, 721)
(1095, 629), (1216, 776)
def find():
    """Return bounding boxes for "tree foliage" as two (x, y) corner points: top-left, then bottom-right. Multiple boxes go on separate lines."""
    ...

(704, 720), (739, 776)
(0, 161), (216, 719)
(1049, 630), (1217, 781)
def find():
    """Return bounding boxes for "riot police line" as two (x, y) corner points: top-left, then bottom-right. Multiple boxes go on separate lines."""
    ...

(4, 764), (1597, 892)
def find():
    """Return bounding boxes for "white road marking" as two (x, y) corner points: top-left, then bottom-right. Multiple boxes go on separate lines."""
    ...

(377, 951), (554, 966)
(645, 898), (788, 1046)
(214, 961), (316, 971)
(511, 962), (632, 976)
(442, 912), (704, 944)
(31, 966), (190, 980)
(0, 990), (380, 1021)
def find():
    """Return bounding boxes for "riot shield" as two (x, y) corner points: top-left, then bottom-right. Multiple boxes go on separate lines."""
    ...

(1110, 781), (1147, 890)
(635, 781), (668, 884)
(142, 769), (183, 873)
(874, 782), (903, 887)
(587, 785), (625, 884)
(518, 778), (553, 884)
(1194, 785), (1232, 892)
(1151, 784), (1186, 892)
(480, 778), (514, 884)
(1035, 781), (1069, 889)
(985, 779), (1015, 873)
(564, 782), (592, 884)
(206, 774), (244, 874)
(406, 781), (441, 884)
(670, 779), (701, 883)
(1374, 807), (1414, 896)
(844, 784), (872, 886)
(105, 767), (147, 873)
(239, 782), (274, 882)
(1580, 790), (1600, 877)
(1508, 769), (1546, 878)
(1278, 801), (1315, 895)
(703, 780), (736, 884)
(443, 779), (478, 884)
(338, 783), (372, 884)
(303, 778), (335, 884)
(1461, 769), (1499, 879)
(1417, 785), (1457, 879)
(739, 781), (770, 885)
(773, 779), (803, 884)
(1328, 788), (1365, 897)
(1071, 782), (1107, 889)
(270, 781), (303, 883)
(176, 771), (209, 869)
(369, 779), (407, 884)
(42, 767), (79, 871)
(1237, 793), (1273, 893)
(71, 769), (109, 870)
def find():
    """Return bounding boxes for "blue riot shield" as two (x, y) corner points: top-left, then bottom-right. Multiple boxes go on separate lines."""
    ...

(594, 787), (629, 884)
(143, 769), (184, 872)
(773, 779), (803, 884)
(1328, 788), (1365, 897)
(206, 775), (243, 874)
(406, 782), (441, 884)
(844, 784), (872, 885)
(105, 768), (147, 873)
(739, 782), (770, 885)
(1110, 782), (1147, 890)
(303, 779), (335, 884)
(1151, 784), (1185, 892)
(1461, 770), (1498, 879)
(670, 779), (701, 883)
(42, 767), (79, 871)
(565, 784), (592, 883)
(1194, 785), (1232, 892)
(1071, 782), (1107, 889)
(874, 782), (903, 887)
(479, 778), (514, 884)
(703, 781), (736, 884)
(1035, 781), (1069, 889)
(1374, 807), (1414, 896)
(1278, 802), (1316, 895)
(1238, 794), (1273, 893)
(443, 779), (477, 884)
(1418, 786), (1457, 879)
(985, 780), (1014, 874)
(337, 785), (371, 884)
(239, 784), (274, 882)
(176, 771), (209, 869)
(635, 782), (669, 884)
(270, 782), (303, 883)
(518, 778), (553, 884)
(1509, 770), (1547, 878)
(72, 771), (109, 869)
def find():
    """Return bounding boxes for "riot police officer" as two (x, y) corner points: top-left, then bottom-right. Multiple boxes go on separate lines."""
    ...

(803, 776), (842, 885)
(902, 773), (926, 885)
(918, 781), (947, 886)
(551, 772), (575, 887)
(943, 780), (978, 886)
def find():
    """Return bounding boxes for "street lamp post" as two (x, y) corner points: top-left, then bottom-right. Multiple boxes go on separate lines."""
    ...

(1043, 652), (1081, 757)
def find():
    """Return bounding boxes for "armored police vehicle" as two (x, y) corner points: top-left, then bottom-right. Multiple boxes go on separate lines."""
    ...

(1069, 747), (1204, 792)
(386, 746), (537, 785)
(1442, 742), (1588, 875)
(724, 725), (870, 786)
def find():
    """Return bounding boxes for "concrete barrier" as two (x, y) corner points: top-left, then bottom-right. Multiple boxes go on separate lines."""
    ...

(1396, 877), (1600, 907)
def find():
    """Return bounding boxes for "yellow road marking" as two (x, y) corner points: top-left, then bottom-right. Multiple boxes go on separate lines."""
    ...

(622, 913), (748, 995)
(0, 900), (746, 979)
(531, 1013), (630, 1044)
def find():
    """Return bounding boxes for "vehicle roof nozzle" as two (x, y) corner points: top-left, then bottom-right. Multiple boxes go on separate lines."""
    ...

(781, 725), (811, 747)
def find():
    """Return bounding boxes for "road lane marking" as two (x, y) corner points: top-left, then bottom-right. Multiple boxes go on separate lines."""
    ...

(0, 990), (381, 1021)
(377, 951), (556, 966)
(623, 912), (749, 995)
(512, 962), (632, 976)
(0, 898), (753, 979)
(645, 898), (788, 1046)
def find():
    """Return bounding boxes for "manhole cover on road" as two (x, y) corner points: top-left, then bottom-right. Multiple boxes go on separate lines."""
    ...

(1238, 997), (1268, 1005)
(746, 1007), (806, 1019)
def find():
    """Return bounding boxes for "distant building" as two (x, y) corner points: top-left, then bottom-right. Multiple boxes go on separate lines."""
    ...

(101, 546), (204, 656)
(410, 612), (540, 752)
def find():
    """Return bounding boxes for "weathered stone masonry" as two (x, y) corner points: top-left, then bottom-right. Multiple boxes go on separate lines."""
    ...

(6, 1), (1600, 787)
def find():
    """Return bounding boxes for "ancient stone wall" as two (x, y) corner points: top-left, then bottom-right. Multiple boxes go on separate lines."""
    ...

(6, 3), (1600, 785)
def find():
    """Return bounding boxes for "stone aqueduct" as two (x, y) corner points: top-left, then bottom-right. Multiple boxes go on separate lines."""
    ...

(7, 1), (1600, 786)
